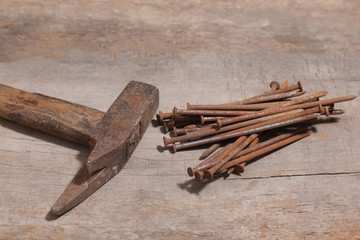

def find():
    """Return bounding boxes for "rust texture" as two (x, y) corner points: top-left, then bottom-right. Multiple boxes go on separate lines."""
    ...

(217, 95), (356, 127)
(200, 143), (221, 159)
(163, 109), (303, 146)
(174, 107), (257, 116)
(204, 134), (258, 179)
(86, 81), (159, 174)
(155, 81), (355, 181)
(0, 81), (159, 218)
(173, 113), (320, 151)
(218, 130), (312, 172)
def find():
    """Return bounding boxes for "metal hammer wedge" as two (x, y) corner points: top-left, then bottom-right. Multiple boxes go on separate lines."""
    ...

(0, 81), (159, 218)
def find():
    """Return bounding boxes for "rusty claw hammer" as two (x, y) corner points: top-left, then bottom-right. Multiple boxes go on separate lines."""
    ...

(0, 81), (159, 218)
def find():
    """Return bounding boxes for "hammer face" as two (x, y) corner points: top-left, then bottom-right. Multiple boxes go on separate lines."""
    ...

(86, 81), (159, 174)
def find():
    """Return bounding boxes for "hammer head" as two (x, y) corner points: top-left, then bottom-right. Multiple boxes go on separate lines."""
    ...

(86, 81), (159, 174)
(49, 81), (159, 217)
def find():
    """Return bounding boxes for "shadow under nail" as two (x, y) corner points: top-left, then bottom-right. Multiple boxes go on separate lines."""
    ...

(177, 177), (220, 195)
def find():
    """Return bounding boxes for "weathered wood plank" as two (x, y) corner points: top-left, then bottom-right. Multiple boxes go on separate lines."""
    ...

(0, 50), (359, 240)
(1, 166), (360, 239)
(0, 0), (359, 239)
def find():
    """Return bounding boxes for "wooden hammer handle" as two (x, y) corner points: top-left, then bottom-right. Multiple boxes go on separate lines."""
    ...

(0, 84), (104, 145)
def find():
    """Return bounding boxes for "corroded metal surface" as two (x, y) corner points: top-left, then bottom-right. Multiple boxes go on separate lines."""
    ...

(0, 81), (159, 218)
(86, 81), (159, 174)
(217, 95), (356, 127)
(219, 130), (313, 172)
(173, 113), (320, 151)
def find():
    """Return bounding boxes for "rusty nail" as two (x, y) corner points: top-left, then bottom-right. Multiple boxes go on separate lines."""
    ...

(269, 81), (280, 92)
(172, 126), (182, 137)
(174, 107), (257, 116)
(217, 95), (356, 127)
(201, 116), (227, 124)
(200, 143), (221, 159)
(280, 91), (328, 107)
(164, 109), (303, 146)
(222, 90), (306, 106)
(173, 113), (319, 151)
(158, 111), (172, 123)
(239, 90), (306, 105)
(188, 102), (290, 111)
(196, 127), (308, 172)
(173, 124), (202, 136)
(230, 133), (261, 174)
(164, 121), (189, 133)
(195, 171), (204, 181)
(191, 143), (232, 175)
(187, 143), (233, 176)
(202, 135), (248, 179)
(171, 115), (201, 124)
(228, 81), (303, 105)
(185, 124), (215, 134)
(276, 81), (302, 94)
(280, 80), (288, 89)
(218, 130), (312, 172)
(203, 134), (258, 180)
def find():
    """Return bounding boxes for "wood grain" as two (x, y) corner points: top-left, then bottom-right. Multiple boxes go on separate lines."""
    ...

(0, 83), (104, 145)
(0, 0), (359, 239)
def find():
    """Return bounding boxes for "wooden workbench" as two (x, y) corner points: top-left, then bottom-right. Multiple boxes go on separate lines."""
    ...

(0, 1), (359, 239)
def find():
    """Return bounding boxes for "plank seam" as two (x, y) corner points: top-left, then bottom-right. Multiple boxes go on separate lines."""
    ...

(229, 171), (360, 180)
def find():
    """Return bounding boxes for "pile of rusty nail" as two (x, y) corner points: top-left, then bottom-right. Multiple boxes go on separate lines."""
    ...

(156, 81), (356, 182)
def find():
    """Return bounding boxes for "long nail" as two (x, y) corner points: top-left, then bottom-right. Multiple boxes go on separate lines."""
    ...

(217, 95), (356, 127)
(164, 121), (193, 133)
(264, 81), (303, 95)
(202, 136), (249, 179)
(218, 130), (312, 171)
(157, 111), (172, 123)
(200, 143), (221, 159)
(196, 127), (308, 172)
(230, 133), (261, 173)
(280, 91), (328, 107)
(174, 107), (257, 116)
(217, 134), (259, 177)
(172, 126), (184, 136)
(201, 116), (226, 124)
(171, 115), (201, 124)
(173, 124), (203, 136)
(163, 121), (173, 133)
(204, 134), (259, 179)
(164, 109), (303, 146)
(173, 113), (319, 151)
(188, 101), (291, 111)
(187, 143), (232, 176)
(184, 124), (215, 135)
(229, 81), (303, 105)
(224, 90), (306, 105)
